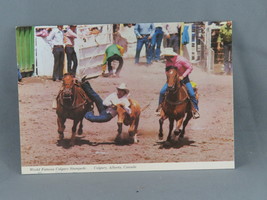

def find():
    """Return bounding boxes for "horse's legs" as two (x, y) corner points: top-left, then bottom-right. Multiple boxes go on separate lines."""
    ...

(181, 112), (193, 138)
(70, 120), (79, 146)
(167, 118), (174, 142)
(78, 119), (83, 135)
(57, 117), (66, 140)
(174, 118), (184, 137)
(159, 114), (168, 140)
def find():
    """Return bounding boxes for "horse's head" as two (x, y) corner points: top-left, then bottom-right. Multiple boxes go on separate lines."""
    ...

(62, 73), (75, 103)
(166, 66), (179, 91)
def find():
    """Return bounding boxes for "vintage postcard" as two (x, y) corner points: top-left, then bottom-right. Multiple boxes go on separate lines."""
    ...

(17, 21), (234, 174)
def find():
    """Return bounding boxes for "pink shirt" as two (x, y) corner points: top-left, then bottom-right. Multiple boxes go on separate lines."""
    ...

(36, 29), (49, 37)
(166, 55), (193, 77)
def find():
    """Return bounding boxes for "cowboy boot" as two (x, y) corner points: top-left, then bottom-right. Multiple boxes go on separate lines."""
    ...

(155, 104), (162, 116)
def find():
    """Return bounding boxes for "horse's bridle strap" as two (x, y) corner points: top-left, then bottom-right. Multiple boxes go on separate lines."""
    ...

(57, 89), (92, 110)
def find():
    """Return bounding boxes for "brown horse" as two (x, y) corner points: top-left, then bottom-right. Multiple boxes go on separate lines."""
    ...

(56, 73), (93, 146)
(116, 99), (141, 143)
(158, 67), (193, 142)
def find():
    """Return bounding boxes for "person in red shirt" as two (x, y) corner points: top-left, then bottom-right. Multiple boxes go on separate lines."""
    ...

(156, 48), (200, 119)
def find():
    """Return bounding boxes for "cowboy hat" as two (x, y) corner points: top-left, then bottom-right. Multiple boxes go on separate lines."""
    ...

(116, 83), (129, 94)
(161, 48), (178, 56)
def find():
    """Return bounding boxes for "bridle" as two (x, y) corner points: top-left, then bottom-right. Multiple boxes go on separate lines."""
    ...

(165, 68), (189, 105)
(57, 74), (92, 110)
(62, 76), (75, 102)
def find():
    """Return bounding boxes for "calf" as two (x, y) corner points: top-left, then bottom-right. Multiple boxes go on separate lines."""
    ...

(116, 99), (141, 143)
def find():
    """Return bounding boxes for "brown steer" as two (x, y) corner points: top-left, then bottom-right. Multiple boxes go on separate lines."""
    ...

(116, 99), (141, 143)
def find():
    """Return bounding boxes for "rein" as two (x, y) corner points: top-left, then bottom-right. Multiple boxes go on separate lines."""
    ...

(165, 80), (189, 106)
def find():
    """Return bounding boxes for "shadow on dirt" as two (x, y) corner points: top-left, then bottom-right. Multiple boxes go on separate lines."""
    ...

(56, 136), (135, 149)
(156, 137), (196, 149)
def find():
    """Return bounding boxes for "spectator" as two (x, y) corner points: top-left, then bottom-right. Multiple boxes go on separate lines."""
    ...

(64, 25), (78, 76)
(151, 23), (169, 62)
(47, 25), (65, 81)
(102, 44), (124, 77)
(217, 21), (232, 75)
(165, 23), (181, 53)
(18, 68), (22, 82)
(134, 23), (155, 65)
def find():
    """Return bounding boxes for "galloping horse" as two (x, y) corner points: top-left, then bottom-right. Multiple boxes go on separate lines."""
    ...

(116, 99), (141, 143)
(158, 67), (193, 142)
(56, 73), (93, 146)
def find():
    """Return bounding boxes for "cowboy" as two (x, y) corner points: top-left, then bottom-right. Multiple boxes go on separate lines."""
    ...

(47, 25), (65, 81)
(134, 23), (155, 65)
(81, 81), (131, 123)
(102, 44), (124, 77)
(155, 48), (200, 119)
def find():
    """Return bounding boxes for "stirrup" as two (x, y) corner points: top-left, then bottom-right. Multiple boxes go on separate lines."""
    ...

(192, 110), (200, 119)
(155, 105), (162, 116)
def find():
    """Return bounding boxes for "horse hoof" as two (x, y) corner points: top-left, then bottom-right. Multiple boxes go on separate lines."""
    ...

(78, 130), (83, 135)
(59, 134), (64, 140)
(174, 129), (182, 136)
(167, 138), (171, 142)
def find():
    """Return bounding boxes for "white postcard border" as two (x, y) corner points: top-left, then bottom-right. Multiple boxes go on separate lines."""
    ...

(22, 161), (235, 174)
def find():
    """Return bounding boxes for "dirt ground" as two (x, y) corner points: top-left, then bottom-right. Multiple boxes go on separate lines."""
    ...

(19, 58), (234, 167)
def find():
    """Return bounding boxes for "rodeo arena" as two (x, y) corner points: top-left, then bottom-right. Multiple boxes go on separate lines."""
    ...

(17, 22), (234, 173)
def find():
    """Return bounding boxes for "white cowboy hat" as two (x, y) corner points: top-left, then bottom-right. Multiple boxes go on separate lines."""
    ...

(161, 48), (178, 56)
(116, 83), (129, 94)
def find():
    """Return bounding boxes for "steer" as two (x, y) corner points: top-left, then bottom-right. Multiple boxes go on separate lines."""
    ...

(116, 99), (141, 143)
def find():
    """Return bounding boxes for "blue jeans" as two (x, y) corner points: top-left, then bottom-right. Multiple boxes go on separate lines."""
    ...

(81, 82), (113, 123)
(166, 34), (179, 53)
(135, 35), (152, 64)
(52, 46), (65, 80)
(85, 110), (113, 123)
(223, 43), (232, 74)
(65, 46), (78, 76)
(159, 77), (199, 111)
(151, 27), (163, 61)
(18, 69), (22, 81)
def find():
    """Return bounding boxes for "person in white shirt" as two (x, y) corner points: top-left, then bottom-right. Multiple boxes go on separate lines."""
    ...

(47, 25), (65, 81)
(81, 81), (131, 123)
(165, 23), (181, 53)
(64, 25), (78, 76)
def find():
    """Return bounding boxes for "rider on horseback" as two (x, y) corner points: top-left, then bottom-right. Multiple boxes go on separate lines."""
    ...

(155, 48), (200, 119)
